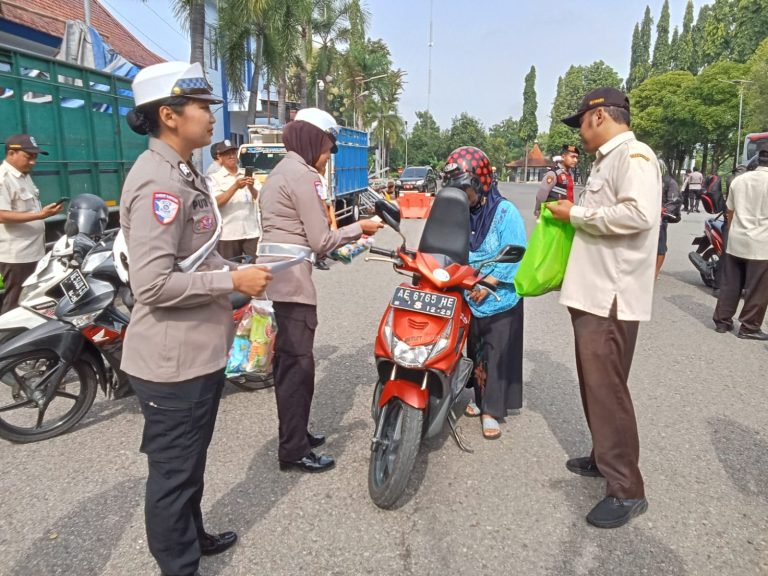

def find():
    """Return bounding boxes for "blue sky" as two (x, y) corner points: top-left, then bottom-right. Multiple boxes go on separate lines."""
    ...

(103, 0), (700, 132)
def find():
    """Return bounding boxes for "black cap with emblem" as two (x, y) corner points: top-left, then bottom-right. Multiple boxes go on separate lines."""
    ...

(561, 144), (580, 155)
(561, 87), (630, 128)
(5, 134), (49, 155)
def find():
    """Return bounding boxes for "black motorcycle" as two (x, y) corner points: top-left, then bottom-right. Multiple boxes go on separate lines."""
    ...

(0, 243), (131, 443)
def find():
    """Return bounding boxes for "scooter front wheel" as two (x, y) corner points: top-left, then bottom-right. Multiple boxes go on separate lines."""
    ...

(0, 352), (98, 443)
(368, 398), (423, 509)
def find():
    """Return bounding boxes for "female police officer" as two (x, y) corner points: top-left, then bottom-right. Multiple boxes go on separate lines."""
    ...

(258, 108), (383, 473)
(120, 61), (272, 576)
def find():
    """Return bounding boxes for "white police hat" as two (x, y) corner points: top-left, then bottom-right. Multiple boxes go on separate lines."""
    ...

(132, 61), (222, 107)
(294, 107), (340, 152)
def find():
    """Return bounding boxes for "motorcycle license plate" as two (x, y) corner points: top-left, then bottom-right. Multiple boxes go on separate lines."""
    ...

(404, 184), (412, 189)
(390, 287), (456, 318)
(60, 269), (89, 304)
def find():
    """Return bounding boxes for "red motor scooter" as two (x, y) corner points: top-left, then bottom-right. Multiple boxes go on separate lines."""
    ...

(366, 189), (524, 509)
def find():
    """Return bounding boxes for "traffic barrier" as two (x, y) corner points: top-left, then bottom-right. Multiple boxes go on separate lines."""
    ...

(397, 193), (433, 219)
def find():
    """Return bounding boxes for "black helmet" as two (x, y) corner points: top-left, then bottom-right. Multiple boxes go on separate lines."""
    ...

(64, 194), (109, 238)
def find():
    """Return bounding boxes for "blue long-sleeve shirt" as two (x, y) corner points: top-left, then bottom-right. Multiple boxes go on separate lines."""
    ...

(465, 200), (528, 318)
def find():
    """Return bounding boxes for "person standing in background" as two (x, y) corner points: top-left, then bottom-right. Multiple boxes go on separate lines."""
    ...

(682, 166), (704, 213)
(210, 140), (261, 260)
(0, 134), (63, 313)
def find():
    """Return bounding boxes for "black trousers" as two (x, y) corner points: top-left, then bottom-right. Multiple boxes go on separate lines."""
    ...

(467, 299), (524, 418)
(273, 302), (318, 462)
(0, 261), (37, 314)
(713, 254), (768, 333)
(691, 189), (702, 211)
(131, 371), (225, 576)
(569, 306), (644, 499)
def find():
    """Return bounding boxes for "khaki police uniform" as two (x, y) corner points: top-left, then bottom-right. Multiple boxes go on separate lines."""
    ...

(0, 159), (45, 313)
(258, 150), (362, 461)
(534, 163), (574, 217)
(210, 165), (261, 260)
(560, 130), (661, 500)
(121, 137), (236, 576)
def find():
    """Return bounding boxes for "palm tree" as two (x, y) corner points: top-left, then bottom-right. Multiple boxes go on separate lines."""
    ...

(368, 70), (405, 174)
(168, 0), (206, 65)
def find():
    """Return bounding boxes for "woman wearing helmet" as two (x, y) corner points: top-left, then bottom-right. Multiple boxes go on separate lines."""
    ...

(120, 61), (272, 576)
(257, 107), (383, 473)
(443, 146), (527, 440)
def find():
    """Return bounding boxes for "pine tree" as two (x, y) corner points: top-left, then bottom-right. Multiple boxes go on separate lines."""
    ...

(678, 0), (695, 72)
(626, 23), (641, 91)
(670, 26), (680, 70)
(628, 6), (653, 90)
(701, 0), (736, 66)
(651, 0), (671, 73)
(692, 5), (711, 72)
(732, 0), (768, 62)
(519, 65), (538, 145)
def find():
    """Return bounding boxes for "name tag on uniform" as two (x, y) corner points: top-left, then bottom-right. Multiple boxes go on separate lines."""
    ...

(153, 192), (180, 224)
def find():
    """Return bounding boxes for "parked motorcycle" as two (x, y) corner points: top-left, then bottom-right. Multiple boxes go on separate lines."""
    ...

(366, 190), (524, 509)
(688, 211), (725, 288)
(0, 242), (130, 443)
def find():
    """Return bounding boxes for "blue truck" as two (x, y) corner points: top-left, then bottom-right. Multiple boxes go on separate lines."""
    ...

(238, 124), (370, 224)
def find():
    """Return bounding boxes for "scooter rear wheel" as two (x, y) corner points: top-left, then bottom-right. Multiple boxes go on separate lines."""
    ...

(368, 398), (423, 509)
(0, 352), (98, 443)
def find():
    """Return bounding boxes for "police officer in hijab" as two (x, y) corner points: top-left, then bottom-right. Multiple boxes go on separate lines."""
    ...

(120, 61), (272, 576)
(258, 108), (383, 473)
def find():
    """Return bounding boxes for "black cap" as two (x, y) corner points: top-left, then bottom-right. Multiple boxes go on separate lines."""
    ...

(5, 134), (49, 155)
(214, 139), (238, 156)
(561, 87), (630, 128)
(561, 144), (580, 155)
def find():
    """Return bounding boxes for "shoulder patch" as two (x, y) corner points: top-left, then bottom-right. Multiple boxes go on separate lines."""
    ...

(313, 180), (325, 199)
(630, 153), (650, 162)
(546, 176), (554, 184)
(152, 192), (181, 225)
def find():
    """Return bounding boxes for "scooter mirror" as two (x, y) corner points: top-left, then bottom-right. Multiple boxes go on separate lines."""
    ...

(375, 199), (402, 231)
(476, 244), (526, 271)
(495, 244), (526, 264)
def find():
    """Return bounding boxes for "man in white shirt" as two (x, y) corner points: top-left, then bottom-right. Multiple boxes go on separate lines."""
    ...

(0, 134), (63, 313)
(713, 148), (768, 340)
(209, 141), (261, 260)
(205, 141), (223, 176)
(550, 87), (661, 529)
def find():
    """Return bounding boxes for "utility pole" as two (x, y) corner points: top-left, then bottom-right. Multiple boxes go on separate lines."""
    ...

(719, 78), (754, 166)
(404, 120), (408, 167)
(427, 0), (433, 115)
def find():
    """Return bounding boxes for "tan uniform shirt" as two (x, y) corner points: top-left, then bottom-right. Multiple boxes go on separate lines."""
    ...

(210, 166), (261, 241)
(683, 170), (704, 191)
(559, 131), (661, 321)
(725, 166), (768, 260)
(0, 160), (45, 263)
(258, 151), (362, 305)
(119, 138), (236, 382)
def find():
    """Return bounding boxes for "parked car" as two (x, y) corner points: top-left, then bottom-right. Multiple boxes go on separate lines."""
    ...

(396, 166), (438, 195)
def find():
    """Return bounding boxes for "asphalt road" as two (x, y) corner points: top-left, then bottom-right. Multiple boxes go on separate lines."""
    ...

(1, 182), (766, 576)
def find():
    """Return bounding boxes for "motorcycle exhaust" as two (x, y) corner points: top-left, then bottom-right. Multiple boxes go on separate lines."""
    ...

(688, 251), (710, 275)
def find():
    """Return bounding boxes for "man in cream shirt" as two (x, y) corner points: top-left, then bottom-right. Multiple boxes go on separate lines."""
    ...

(209, 140), (261, 260)
(550, 88), (661, 529)
(0, 134), (63, 313)
(713, 148), (768, 340)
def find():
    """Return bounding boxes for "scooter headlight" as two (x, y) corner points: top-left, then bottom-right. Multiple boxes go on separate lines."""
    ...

(390, 320), (452, 369)
(391, 336), (431, 368)
(68, 310), (101, 328)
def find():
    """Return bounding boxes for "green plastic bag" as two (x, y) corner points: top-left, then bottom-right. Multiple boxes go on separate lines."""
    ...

(513, 204), (575, 297)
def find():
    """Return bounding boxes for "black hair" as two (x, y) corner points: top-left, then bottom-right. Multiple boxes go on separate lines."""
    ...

(126, 96), (190, 136)
(603, 106), (631, 127)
